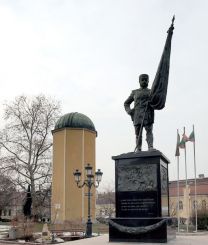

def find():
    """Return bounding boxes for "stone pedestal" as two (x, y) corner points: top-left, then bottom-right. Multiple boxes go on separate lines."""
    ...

(109, 150), (176, 243)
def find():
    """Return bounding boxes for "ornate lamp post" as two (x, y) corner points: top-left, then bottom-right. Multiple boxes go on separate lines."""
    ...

(73, 163), (103, 237)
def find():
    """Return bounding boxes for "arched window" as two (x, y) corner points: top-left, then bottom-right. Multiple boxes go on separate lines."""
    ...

(202, 200), (206, 210)
(179, 201), (183, 210)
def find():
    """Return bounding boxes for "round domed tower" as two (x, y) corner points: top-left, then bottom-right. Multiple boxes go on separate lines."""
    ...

(54, 112), (96, 132)
(51, 112), (97, 223)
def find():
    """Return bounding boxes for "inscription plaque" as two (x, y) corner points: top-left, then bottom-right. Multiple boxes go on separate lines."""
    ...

(120, 198), (156, 211)
(116, 191), (158, 217)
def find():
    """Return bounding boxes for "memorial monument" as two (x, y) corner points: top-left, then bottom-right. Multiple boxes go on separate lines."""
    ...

(109, 17), (176, 243)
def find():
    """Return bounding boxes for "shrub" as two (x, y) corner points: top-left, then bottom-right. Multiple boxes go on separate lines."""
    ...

(10, 215), (35, 240)
(192, 210), (208, 230)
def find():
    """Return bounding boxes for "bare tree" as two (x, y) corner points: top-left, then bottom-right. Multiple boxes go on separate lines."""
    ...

(0, 95), (61, 216)
(0, 174), (16, 216)
(169, 200), (177, 217)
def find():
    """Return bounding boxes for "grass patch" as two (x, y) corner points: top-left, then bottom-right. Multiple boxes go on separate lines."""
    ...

(92, 223), (108, 234)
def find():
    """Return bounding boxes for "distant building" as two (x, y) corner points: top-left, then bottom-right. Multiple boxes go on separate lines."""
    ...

(0, 191), (24, 221)
(169, 174), (208, 222)
(96, 174), (208, 222)
(0, 189), (51, 222)
(96, 192), (115, 218)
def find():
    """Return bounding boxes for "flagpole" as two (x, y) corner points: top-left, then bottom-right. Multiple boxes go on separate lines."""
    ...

(177, 129), (180, 233)
(184, 126), (189, 232)
(193, 125), (197, 232)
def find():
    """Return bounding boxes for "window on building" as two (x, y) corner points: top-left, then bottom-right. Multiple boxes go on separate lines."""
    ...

(0, 210), (2, 216)
(179, 201), (183, 210)
(202, 200), (206, 210)
(8, 209), (11, 216)
(193, 200), (198, 209)
(3, 210), (7, 216)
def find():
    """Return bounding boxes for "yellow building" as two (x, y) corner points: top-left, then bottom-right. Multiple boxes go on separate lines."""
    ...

(51, 112), (97, 223)
(169, 175), (208, 222)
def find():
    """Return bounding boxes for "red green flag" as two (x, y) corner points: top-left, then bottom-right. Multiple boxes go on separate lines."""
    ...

(189, 130), (195, 142)
(175, 132), (180, 156)
(179, 133), (189, 149)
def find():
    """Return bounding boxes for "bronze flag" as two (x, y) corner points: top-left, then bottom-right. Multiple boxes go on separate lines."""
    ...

(150, 16), (175, 110)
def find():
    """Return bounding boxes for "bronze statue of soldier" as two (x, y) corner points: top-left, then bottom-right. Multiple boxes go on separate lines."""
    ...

(124, 17), (175, 152)
(124, 74), (154, 151)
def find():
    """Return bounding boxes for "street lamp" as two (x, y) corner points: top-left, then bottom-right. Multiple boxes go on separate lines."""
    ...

(73, 163), (103, 238)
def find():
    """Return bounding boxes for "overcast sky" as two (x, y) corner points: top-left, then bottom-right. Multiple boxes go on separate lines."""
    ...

(0, 0), (208, 190)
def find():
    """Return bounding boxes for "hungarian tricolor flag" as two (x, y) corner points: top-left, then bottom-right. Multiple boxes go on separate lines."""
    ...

(189, 130), (195, 142)
(175, 132), (180, 156)
(179, 133), (189, 149)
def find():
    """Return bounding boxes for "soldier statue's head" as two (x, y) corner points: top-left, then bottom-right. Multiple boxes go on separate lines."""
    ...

(139, 74), (149, 88)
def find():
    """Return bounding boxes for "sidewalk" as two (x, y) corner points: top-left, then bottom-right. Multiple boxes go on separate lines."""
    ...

(64, 234), (208, 245)
(0, 234), (208, 245)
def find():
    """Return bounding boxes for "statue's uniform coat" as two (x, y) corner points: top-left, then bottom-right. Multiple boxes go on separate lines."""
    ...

(124, 88), (154, 126)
